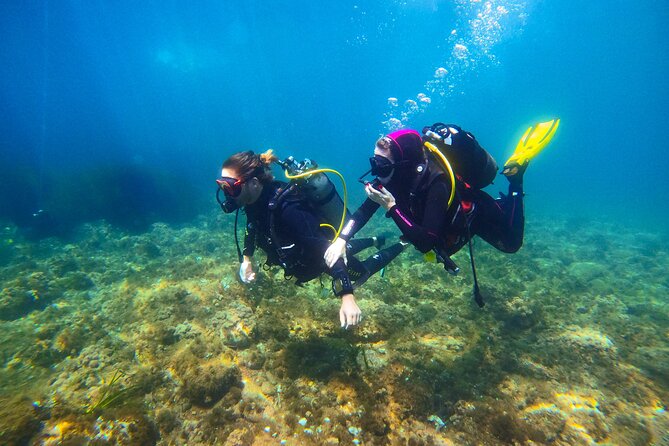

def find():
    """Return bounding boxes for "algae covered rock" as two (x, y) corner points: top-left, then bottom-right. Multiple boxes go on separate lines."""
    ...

(540, 326), (617, 366)
(0, 236), (15, 267)
(0, 271), (62, 320)
(224, 427), (254, 446)
(177, 359), (242, 407)
(567, 261), (607, 284)
(631, 346), (669, 384)
(0, 395), (43, 445)
(521, 403), (567, 443)
(558, 326), (616, 355)
(283, 336), (359, 380)
(55, 271), (94, 291)
(498, 294), (543, 329)
(91, 415), (160, 445)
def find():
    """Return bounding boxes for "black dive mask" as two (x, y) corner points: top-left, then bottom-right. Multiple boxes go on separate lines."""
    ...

(358, 155), (407, 186)
(216, 187), (240, 213)
(370, 155), (395, 177)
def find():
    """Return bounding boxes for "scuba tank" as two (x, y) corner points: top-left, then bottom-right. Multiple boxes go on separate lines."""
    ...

(422, 123), (498, 189)
(275, 156), (350, 231)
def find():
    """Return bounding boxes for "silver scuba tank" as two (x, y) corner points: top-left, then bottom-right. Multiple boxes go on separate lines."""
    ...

(302, 171), (349, 227)
(277, 157), (350, 227)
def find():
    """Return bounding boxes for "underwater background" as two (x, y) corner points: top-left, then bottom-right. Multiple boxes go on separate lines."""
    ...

(1, 1), (668, 445)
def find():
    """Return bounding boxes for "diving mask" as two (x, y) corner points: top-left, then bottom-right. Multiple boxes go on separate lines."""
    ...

(358, 155), (405, 186)
(216, 176), (245, 198)
(215, 176), (246, 213)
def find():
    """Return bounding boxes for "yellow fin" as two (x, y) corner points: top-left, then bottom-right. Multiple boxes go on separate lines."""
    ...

(504, 118), (560, 168)
(423, 251), (437, 263)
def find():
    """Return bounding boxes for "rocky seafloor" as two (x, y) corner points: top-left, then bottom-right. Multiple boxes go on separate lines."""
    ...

(0, 212), (668, 445)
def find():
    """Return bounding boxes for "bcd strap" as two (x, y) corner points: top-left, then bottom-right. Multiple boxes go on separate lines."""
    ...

(332, 275), (353, 296)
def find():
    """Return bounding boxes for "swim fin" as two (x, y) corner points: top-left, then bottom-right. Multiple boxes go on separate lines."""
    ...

(423, 250), (437, 263)
(502, 118), (560, 176)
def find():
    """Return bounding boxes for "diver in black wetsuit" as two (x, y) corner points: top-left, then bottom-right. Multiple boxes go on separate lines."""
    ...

(324, 127), (531, 307)
(217, 150), (405, 328)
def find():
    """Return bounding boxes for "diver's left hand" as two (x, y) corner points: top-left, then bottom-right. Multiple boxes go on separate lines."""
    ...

(365, 183), (396, 210)
(324, 237), (348, 269)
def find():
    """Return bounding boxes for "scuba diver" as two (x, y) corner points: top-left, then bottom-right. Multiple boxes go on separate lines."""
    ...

(216, 150), (406, 328)
(324, 120), (560, 307)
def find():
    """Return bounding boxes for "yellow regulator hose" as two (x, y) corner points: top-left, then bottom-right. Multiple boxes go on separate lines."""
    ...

(423, 141), (456, 209)
(284, 168), (348, 241)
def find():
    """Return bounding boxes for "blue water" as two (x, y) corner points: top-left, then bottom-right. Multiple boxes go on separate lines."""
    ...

(1, 1), (667, 232)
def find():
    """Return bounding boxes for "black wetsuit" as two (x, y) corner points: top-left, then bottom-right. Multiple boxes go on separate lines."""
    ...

(243, 181), (403, 295)
(339, 167), (524, 259)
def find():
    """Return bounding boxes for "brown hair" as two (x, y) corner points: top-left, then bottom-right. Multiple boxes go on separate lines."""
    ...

(222, 149), (278, 184)
(376, 136), (394, 153)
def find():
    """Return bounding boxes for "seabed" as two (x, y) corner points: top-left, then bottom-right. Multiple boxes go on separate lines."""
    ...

(0, 213), (667, 445)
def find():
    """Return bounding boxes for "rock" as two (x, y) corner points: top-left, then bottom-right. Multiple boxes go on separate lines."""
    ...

(558, 326), (616, 355)
(632, 347), (669, 383)
(238, 349), (265, 370)
(500, 295), (542, 329)
(0, 396), (42, 445)
(155, 408), (179, 433)
(567, 262), (607, 284)
(521, 404), (567, 443)
(225, 427), (254, 446)
(177, 360), (241, 408)
(57, 271), (94, 291)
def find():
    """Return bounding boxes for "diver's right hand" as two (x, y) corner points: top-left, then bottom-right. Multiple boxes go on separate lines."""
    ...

(324, 237), (347, 269)
(239, 258), (256, 283)
(340, 293), (362, 329)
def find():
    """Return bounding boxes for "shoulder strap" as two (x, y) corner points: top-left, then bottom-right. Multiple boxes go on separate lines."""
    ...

(268, 184), (294, 245)
(409, 158), (445, 198)
(408, 158), (441, 214)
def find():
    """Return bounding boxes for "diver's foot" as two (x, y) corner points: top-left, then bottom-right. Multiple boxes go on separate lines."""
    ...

(502, 161), (528, 186)
(372, 235), (386, 249)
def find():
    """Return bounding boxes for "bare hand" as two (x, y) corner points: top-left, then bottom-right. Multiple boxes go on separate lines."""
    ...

(324, 237), (348, 268)
(365, 183), (396, 210)
(239, 257), (256, 283)
(340, 294), (362, 329)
